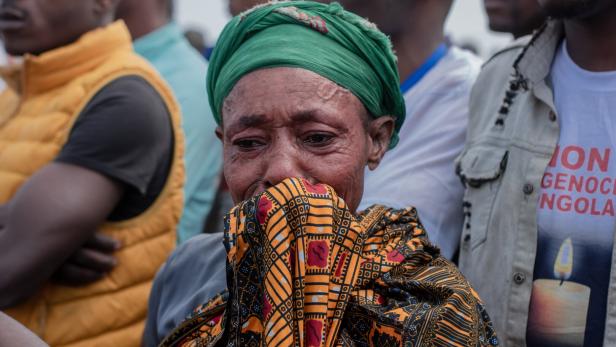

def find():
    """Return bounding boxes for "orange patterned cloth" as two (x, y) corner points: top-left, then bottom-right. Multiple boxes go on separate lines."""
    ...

(160, 178), (498, 346)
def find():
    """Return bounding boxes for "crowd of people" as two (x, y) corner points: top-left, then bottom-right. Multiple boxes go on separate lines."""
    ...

(0, 0), (614, 346)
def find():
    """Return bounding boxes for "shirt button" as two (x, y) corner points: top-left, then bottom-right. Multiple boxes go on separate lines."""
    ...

(549, 111), (557, 122)
(523, 183), (534, 195)
(513, 272), (526, 284)
(463, 234), (471, 242)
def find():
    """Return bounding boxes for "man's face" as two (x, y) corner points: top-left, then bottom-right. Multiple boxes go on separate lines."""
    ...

(219, 67), (391, 213)
(0, 0), (102, 56)
(228, 0), (266, 17)
(484, 0), (545, 36)
(537, 0), (616, 19)
(114, 0), (136, 22)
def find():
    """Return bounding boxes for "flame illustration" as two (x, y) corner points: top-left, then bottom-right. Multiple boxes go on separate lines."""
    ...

(554, 238), (574, 281)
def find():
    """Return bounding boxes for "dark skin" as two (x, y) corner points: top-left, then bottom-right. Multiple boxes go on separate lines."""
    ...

(218, 67), (394, 212)
(0, 0), (125, 308)
(484, 0), (546, 38)
(55, 0), (175, 285)
(538, 0), (616, 72)
(0, 164), (123, 308)
(337, 0), (452, 83)
(115, 0), (169, 40)
(228, 0), (266, 16)
(0, 0), (116, 56)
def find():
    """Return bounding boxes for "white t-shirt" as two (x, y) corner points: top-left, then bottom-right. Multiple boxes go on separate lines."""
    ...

(528, 41), (616, 347)
(359, 46), (482, 259)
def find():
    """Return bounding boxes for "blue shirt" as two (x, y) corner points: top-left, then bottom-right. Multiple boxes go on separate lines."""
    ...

(134, 22), (222, 243)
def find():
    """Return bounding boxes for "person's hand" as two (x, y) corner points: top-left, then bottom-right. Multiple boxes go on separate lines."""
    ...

(52, 233), (121, 286)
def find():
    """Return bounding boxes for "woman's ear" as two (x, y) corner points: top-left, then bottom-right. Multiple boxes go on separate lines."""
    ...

(366, 116), (395, 170)
(215, 126), (224, 141)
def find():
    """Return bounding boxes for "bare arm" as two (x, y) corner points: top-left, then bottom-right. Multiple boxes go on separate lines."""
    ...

(0, 162), (123, 309)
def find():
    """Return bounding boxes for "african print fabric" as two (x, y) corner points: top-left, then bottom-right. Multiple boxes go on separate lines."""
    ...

(160, 178), (499, 347)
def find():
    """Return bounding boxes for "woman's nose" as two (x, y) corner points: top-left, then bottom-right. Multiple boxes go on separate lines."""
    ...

(262, 148), (306, 188)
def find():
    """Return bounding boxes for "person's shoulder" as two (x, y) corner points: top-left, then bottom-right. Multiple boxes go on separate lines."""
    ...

(485, 35), (531, 64)
(479, 36), (531, 77)
(414, 47), (482, 99)
(471, 36), (527, 96)
(148, 38), (209, 113)
(166, 233), (226, 271)
(446, 46), (483, 71)
(58, 74), (172, 195)
(462, 38), (528, 143)
(149, 233), (227, 344)
(104, 74), (163, 97)
(436, 46), (484, 90)
(471, 36), (530, 94)
(179, 233), (224, 252)
(155, 36), (208, 83)
(179, 37), (209, 69)
(101, 74), (169, 121)
(89, 75), (165, 109)
(155, 233), (226, 298)
(78, 74), (171, 144)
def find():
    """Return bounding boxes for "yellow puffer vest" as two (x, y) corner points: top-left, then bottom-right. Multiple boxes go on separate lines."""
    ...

(0, 22), (184, 347)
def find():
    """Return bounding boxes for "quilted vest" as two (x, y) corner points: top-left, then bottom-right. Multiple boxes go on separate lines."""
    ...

(0, 21), (184, 347)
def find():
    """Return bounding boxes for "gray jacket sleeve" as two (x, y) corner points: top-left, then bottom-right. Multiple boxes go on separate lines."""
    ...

(142, 233), (228, 347)
(142, 262), (167, 347)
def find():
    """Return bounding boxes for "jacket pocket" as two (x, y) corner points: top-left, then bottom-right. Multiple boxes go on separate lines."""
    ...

(456, 145), (508, 249)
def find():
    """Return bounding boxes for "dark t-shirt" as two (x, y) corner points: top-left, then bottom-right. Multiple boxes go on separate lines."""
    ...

(56, 76), (173, 221)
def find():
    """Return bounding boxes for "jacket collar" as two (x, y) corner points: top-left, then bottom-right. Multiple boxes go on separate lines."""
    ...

(0, 21), (133, 98)
(516, 20), (564, 85)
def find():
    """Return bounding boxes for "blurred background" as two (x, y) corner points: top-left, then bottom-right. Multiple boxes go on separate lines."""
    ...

(176, 0), (512, 58)
(0, 0), (516, 91)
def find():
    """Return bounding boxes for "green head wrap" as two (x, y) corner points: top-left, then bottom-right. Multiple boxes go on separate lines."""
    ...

(207, 1), (405, 148)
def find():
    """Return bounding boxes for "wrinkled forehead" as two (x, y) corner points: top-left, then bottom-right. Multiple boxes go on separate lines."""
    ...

(223, 67), (365, 122)
(221, 67), (368, 130)
(225, 68), (350, 104)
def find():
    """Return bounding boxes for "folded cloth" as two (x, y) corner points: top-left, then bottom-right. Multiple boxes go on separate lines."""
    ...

(160, 178), (499, 346)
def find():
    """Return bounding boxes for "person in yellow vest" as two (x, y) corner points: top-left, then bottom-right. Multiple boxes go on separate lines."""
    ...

(0, 0), (184, 346)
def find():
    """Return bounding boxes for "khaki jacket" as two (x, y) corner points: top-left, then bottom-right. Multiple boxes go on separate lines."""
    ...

(456, 20), (616, 346)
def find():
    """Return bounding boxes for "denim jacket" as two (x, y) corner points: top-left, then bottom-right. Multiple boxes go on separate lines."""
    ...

(455, 20), (616, 346)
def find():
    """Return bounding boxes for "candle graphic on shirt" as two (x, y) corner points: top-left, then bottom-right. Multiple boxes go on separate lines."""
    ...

(527, 238), (591, 346)
(554, 238), (574, 282)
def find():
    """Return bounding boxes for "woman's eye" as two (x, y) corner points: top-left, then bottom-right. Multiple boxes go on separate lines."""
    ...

(233, 139), (264, 150)
(304, 133), (334, 146)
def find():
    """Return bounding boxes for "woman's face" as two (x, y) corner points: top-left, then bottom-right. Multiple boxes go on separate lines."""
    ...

(219, 67), (394, 212)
